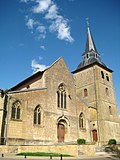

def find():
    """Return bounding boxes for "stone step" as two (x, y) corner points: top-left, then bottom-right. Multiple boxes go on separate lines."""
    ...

(95, 146), (105, 152)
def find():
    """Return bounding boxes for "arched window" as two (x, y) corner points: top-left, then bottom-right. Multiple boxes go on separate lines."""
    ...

(57, 83), (67, 109)
(84, 88), (88, 97)
(106, 87), (109, 96)
(106, 74), (109, 81)
(11, 101), (21, 120)
(34, 105), (41, 125)
(79, 112), (85, 129)
(109, 106), (112, 115)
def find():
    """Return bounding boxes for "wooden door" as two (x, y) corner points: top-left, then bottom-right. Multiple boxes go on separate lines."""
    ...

(92, 130), (98, 142)
(57, 124), (65, 142)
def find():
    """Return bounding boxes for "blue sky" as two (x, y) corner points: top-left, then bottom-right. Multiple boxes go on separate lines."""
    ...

(0, 0), (120, 113)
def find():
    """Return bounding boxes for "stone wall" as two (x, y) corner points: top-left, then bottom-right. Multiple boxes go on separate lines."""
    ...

(0, 144), (95, 156)
(4, 58), (91, 145)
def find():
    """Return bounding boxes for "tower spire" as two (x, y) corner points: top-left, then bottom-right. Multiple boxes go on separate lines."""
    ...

(85, 18), (97, 52)
(86, 17), (89, 27)
(72, 19), (107, 72)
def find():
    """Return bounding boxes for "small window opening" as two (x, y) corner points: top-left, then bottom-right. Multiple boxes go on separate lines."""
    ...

(106, 74), (109, 81)
(109, 106), (112, 115)
(84, 88), (88, 97)
(106, 88), (109, 96)
(26, 85), (30, 89)
(101, 71), (104, 79)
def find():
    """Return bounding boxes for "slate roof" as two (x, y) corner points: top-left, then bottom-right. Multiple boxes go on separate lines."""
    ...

(73, 25), (112, 73)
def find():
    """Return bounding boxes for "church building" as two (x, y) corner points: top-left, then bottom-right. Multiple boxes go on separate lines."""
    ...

(0, 24), (120, 147)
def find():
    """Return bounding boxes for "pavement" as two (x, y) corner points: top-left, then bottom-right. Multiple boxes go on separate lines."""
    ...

(0, 152), (120, 160)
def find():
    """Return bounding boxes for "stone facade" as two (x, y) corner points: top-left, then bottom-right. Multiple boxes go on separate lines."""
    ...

(74, 64), (120, 145)
(0, 58), (91, 146)
(0, 25), (120, 150)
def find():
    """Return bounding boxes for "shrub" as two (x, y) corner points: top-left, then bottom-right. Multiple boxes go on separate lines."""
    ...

(77, 138), (86, 145)
(108, 139), (117, 145)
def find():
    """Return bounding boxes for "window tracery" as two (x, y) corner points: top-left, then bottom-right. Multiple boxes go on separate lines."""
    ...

(57, 83), (67, 109)
(11, 101), (21, 120)
(34, 105), (41, 125)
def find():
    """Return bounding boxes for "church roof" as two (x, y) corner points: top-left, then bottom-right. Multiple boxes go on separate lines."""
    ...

(9, 70), (44, 91)
(9, 57), (64, 91)
(84, 26), (97, 54)
(73, 61), (113, 74)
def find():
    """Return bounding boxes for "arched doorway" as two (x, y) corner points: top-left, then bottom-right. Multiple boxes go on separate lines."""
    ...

(57, 120), (67, 142)
(92, 130), (98, 142)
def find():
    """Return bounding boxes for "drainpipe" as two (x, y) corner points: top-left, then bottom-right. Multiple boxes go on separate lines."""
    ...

(4, 94), (10, 145)
(1, 92), (10, 145)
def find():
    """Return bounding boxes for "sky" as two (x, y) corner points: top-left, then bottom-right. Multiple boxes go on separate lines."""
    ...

(0, 0), (120, 113)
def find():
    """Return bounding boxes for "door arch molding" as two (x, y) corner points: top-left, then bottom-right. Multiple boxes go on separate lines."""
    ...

(57, 116), (69, 142)
(56, 115), (70, 126)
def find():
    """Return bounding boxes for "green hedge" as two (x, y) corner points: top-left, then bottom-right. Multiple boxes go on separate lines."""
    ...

(77, 138), (86, 145)
(108, 139), (117, 145)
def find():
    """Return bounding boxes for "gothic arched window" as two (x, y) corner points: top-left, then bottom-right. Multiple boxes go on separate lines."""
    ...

(79, 112), (85, 129)
(34, 105), (41, 125)
(11, 101), (21, 120)
(57, 83), (67, 109)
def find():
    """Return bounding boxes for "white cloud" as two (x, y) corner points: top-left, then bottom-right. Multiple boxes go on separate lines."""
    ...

(40, 45), (46, 50)
(33, 0), (52, 13)
(36, 25), (46, 39)
(20, 0), (29, 3)
(20, 0), (74, 43)
(36, 25), (46, 33)
(20, 0), (34, 3)
(49, 16), (74, 43)
(45, 4), (58, 19)
(26, 18), (35, 29)
(31, 59), (49, 73)
(25, 17), (46, 39)
(37, 34), (46, 39)
(45, 3), (74, 42)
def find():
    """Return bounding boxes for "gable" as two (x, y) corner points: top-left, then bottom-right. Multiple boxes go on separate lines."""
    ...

(45, 57), (74, 87)
(9, 57), (74, 92)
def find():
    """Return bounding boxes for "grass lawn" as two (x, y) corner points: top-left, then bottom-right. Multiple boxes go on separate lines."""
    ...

(16, 152), (72, 157)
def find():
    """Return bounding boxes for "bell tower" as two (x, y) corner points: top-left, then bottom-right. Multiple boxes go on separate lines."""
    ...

(73, 20), (120, 145)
